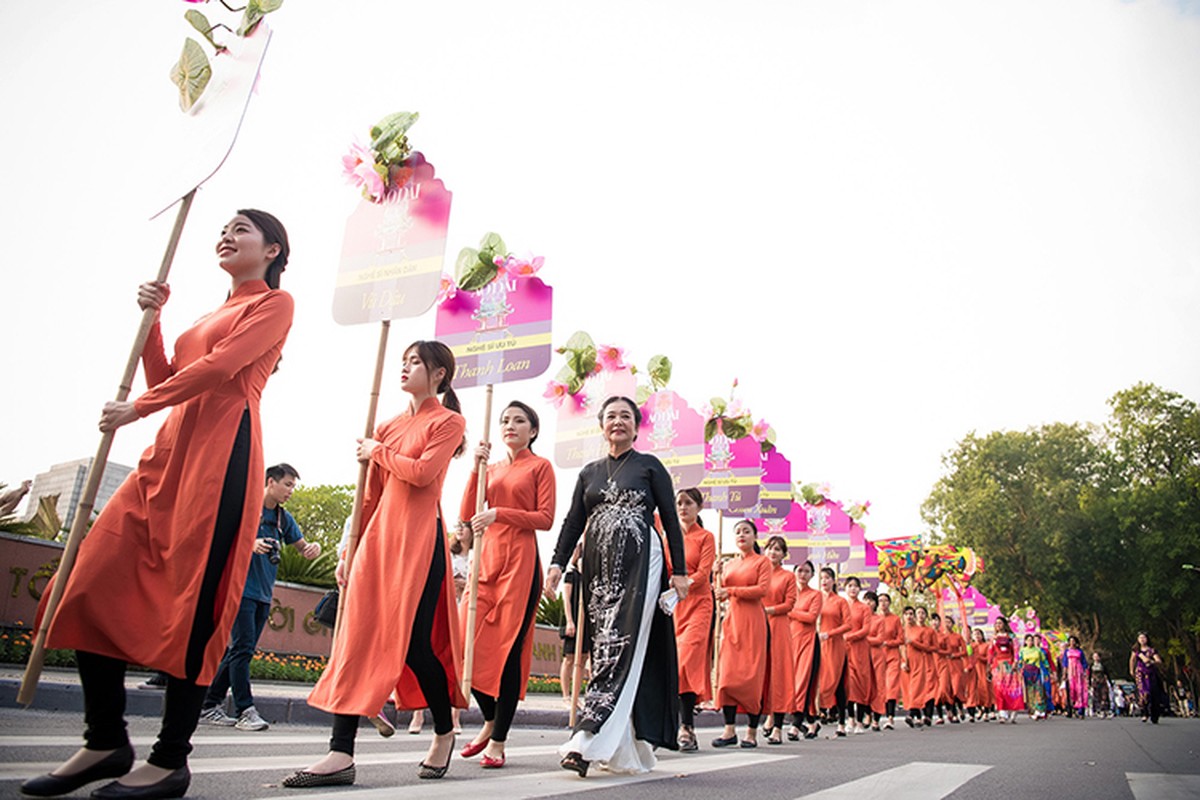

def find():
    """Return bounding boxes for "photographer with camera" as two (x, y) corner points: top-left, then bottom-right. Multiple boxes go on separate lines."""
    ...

(199, 463), (321, 731)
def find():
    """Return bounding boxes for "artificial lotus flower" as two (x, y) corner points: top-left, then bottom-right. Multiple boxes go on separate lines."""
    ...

(543, 380), (571, 408)
(493, 254), (544, 278)
(750, 418), (771, 442)
(818, 482), (832, 497)
(597, 344), (629, 371)
(726, 398), (746, 419)
(701, 402), (714, 420)
(435, 273), (457, 305)
(343, 142), (387, 201)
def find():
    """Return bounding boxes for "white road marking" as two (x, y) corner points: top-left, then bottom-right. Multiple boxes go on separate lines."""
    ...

(796, 761), (992, 800)
(1126, 772), (1200, 800)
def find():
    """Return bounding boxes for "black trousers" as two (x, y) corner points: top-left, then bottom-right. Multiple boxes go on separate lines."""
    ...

(78, 410), (250, 770)
(471, 564), (541, 743)
(331, 528), (453, 756)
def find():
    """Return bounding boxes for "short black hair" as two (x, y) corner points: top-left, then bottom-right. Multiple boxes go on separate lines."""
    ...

(597, 395), (642, 428)
(266, 463), (300, 483)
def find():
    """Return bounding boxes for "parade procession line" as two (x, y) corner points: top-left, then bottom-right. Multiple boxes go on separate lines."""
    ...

(254, 750), (790, 800)
(794, 761), (993, 800)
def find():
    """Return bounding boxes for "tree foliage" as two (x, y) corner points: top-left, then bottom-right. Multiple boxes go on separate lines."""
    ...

(923, 383), (1200, 684)
(276, 484), (353, 587)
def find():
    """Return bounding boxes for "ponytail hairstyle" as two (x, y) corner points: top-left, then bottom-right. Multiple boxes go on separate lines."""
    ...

(863, 590), (878, 609)
(236, 208), (290, 290)
(404, 340), (466, 457)
(677, 487), (705, 528)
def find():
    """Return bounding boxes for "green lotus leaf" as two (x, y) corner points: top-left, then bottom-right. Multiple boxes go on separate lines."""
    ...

(561, 331), (595, 354)
(237, 0), (284, 37)
(478, 232), (506, 259)
(708, 397), (727, 416)
(555, 365), (576, 385)
(458, 258), (497, 292)
(647, 354), (672, 389)
(185, 10), (227, 53)
(724, 420), (748, 440)
(169, 38), (211, 112)
(704, 419), (717, 442)
(635, 385), (652, 405)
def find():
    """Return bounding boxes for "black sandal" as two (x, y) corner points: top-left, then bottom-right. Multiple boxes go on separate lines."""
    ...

(560, 751), (590, 777)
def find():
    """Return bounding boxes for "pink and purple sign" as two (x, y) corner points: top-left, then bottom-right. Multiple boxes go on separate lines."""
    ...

(756, 449), (792, 519)
(553, 367), (638, 469)
(700, 430), (761, 513)
(756, 503), (807, 561)
(332, 153), (452, 325)
(941, 586), (1004, 631)
(635, 391), (705, 491)
(435, 276), (553, 388)
(792, 501), (852, 566)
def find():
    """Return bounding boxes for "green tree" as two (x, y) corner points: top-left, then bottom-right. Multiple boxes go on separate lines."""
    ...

(285, 484), (354, 554)
(276, 484), (353, 588)
(1093, 384), (1200, 684)
(922, 422), (1117, 650)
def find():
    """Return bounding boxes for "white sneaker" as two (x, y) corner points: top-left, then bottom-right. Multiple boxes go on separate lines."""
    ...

(199, 706), (236, 726)
(235, 705), (269, 731)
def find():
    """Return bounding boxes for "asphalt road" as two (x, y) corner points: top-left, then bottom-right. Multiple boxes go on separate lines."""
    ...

(0, 710), (1196, 799)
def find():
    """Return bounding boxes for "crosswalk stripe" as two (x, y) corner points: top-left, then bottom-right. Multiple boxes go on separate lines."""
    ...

(260, 750), (790, 800)
(795, 761), (992, 800)
(0, 733), (338, 747)
(1127, 772), (1200, 800)
(0, 745), (563, 780)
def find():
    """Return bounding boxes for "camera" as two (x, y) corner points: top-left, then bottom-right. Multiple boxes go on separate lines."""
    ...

(263, 538), (281, 565)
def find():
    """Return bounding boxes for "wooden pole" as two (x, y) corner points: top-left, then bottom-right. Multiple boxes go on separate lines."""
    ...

(18, 190), (197, 706)
(334, 320), (391, 637)
(569, 536), (586, 729)
(710, 510), (724, 697)
(460, 383), (494, 699)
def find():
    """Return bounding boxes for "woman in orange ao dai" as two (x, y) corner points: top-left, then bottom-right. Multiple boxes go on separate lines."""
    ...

(289, 341), (468, 786)
(786, 561), (822, 740)
(458, 400), (556, 769)
(712, 520), (771, 748)
(760, 535), (796, 744)
(903, 606), (940, 727)
(23, 210), (293, 800)
(817, 567), (851, 737)
(964, 628), (991, 721)
(864, 591), (888, 731)
(670, 488), (716, 752)
(843, 576), (873, 734)
(875, 592), (904, 729)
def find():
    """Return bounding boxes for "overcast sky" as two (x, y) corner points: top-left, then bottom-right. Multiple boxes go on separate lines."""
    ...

(2, 1), (1197, 549)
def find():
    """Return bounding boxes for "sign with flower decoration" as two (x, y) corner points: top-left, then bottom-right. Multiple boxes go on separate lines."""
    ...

(756, 449), (793, 519)
(793, 494), (853, 565)
(699, 382), (768, 512)
(940, 586), (1004, 631)
(332, 114), (453, 325)
(434, 233), (553, 388)
(549, 332), (637, 468)
(150, 3), (277, 216)
(635, 390), (706, 491)
(838, 523), (881, 591)
(754, 502), (808, 562)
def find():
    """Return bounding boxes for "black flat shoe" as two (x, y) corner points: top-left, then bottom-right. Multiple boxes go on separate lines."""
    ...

(560, 751), (589, 777)
(21, 744), (135, 797)
(89, 766), (189, 799)
(418, 734), (455, 779)
(710, 735), (738, 748)
(281, 764), (356, 788)
(786, 726), (800, 741)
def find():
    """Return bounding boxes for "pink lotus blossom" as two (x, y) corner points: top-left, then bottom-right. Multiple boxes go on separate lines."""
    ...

(342, 142), (386, 201)
(597, 344), (629, 372)
(818, 482), (832, 497)
(726, 398), (746, 419)
(751, 418), (771, 441)
(572, 391), (589, 411)
(436, 273), (457, 305)
(701, 402), (714, 419)
(543, 380), (571, 408)
(493, 254), (545, 279)
(861, 500), (871, 512)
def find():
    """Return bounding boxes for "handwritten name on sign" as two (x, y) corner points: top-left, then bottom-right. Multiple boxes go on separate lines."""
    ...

(436, 277), (553, 388)
(332, 153), (452, 325)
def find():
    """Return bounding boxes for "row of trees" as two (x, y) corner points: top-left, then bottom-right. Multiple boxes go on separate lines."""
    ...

(923, 383), (1200, 686)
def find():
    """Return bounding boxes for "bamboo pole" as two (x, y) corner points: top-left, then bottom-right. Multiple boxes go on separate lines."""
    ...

(18, 190), (197, 706)
(460, 383), (494, 699)
(334, 320), (391, 637)
(710, 510), (724, 696)
(569, 536), (586, 729)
